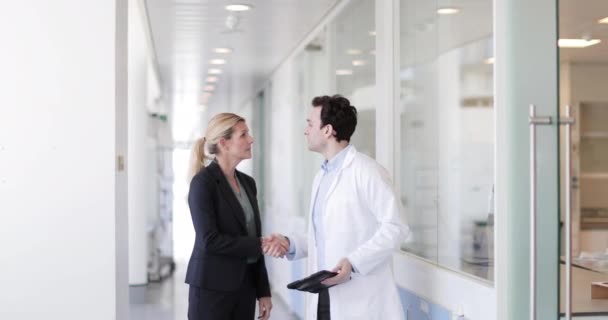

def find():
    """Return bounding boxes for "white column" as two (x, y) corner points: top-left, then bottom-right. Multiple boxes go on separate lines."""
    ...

(375, 0), (399, 177)
(128, 0), (150, 287)
(0, 1), (129, 319)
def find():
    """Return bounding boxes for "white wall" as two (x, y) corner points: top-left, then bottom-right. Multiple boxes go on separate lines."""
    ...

(0, 1), (128, 319)
(394, 254), (495, 319)
(569, 64), (608, 102)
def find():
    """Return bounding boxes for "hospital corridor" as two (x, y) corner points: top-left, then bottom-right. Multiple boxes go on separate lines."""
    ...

(2, 0), (608, 319)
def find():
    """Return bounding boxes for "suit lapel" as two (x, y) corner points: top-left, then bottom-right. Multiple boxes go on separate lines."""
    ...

(207, 162), (247, 232)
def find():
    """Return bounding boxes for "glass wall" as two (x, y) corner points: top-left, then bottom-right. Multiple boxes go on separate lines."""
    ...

(254, 0), (376, 222)
(293, 31), (329, 217)
(399, 0), (495, 281)
(331, 0), (376, 158)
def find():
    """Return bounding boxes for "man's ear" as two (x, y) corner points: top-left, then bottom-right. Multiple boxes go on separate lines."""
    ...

(324, 124), (334, 137)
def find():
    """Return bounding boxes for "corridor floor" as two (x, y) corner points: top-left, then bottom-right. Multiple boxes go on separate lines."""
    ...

(129, 262), (297, 320)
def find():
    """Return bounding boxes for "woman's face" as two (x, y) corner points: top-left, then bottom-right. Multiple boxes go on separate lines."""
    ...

(222, 121), (254, 161)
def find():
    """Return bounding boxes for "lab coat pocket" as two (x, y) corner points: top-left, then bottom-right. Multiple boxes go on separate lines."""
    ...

(333, 273), (383, 319)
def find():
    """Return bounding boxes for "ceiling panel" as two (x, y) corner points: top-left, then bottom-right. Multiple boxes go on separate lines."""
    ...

(145, 0), (338, 112)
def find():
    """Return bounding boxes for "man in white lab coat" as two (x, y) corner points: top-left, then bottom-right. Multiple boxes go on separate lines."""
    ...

(263, 95), (409, 320)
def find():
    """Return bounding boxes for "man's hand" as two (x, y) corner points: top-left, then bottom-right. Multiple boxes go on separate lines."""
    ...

(321, 258), (352, 286)
(258, 296), (272, 320)
(261, 233), (289, 258)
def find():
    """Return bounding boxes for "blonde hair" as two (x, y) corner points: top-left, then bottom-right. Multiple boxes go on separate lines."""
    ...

(190, 113), (245, 178)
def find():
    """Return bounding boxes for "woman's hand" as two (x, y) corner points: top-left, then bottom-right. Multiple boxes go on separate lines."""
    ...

(258, 296), (272, 320)
(262, 234), (289, 258)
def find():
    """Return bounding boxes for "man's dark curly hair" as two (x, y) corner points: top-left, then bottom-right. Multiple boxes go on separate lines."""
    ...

(311, 95), (358, 142)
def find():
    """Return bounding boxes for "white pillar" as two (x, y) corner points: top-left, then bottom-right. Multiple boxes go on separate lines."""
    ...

(128, 0), (150, 287)
(0, 1), (129, 319)
(375, 0), (398, 177)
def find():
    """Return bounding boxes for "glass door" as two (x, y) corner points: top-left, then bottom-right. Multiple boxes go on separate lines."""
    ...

(559, 0), (608, 318)
(496, 0), (560, 319)
(500, 0), (608, 318)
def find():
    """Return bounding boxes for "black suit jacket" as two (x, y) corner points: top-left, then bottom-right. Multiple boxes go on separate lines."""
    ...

(185, 161), (271, 298)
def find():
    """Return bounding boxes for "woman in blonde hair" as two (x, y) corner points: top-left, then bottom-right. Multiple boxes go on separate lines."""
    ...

(185, 113), (274, 320)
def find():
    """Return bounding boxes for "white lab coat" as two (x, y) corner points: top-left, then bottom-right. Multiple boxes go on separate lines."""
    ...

(288, 146), (408, 320)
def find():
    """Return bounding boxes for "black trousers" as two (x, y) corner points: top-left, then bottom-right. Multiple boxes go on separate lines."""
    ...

(188, 265), (257, 320)
(317, 288), (330, 320)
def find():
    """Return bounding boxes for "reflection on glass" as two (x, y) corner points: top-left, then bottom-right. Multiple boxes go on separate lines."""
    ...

(332, 0), (376, 158)
(293, 32), (329, 217)
(399, 0), (494, 282)
(559, 0), (608, 314)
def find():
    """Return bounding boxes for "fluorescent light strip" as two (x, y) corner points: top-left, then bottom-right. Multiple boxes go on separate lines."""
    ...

(437, 7), (460, 15)
(214, 47), (233, 54)
(210, 59), (226, 65)
(558, 38), (601, 48)
(336, 69), (353, 76)
(226, 4), (252, 12)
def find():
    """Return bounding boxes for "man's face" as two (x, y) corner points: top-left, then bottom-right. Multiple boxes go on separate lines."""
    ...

(304, 106), (328, 153)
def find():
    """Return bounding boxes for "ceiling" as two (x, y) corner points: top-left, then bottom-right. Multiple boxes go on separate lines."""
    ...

(145, 0), (339, 115)
(560, 0), (608, 63)
(143, 0), (608, 142)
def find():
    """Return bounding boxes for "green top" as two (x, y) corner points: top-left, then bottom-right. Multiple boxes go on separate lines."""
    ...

(227, 174), (258, 264)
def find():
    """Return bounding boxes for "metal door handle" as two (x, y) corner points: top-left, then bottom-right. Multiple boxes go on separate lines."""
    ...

(560, 105), (575, 320)
(528, 104), (552, 320)
(528, 104), (575, 320)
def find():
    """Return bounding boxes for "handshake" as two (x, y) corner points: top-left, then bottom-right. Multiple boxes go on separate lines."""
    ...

(261, 234), (290, 258)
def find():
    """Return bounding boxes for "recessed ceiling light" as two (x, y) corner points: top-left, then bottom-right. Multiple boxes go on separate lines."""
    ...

(599, 17), (608, 24)
(210, 59), (226, 65)
(484, 57), (495, 64)
(204, 85), (215, 91)
(225, 4), (252, 12)
(558, 38), (601, 48)
(214, 47), (233, 54)
(336, 69), (353, 76)
(352, 60), (367, 66)
(208, 68), (223, 75)
(437, 7), (460, 15)
(206, 76), (219, 83)
(346, 49), (362, 55)
(369, 31), (376, 36)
